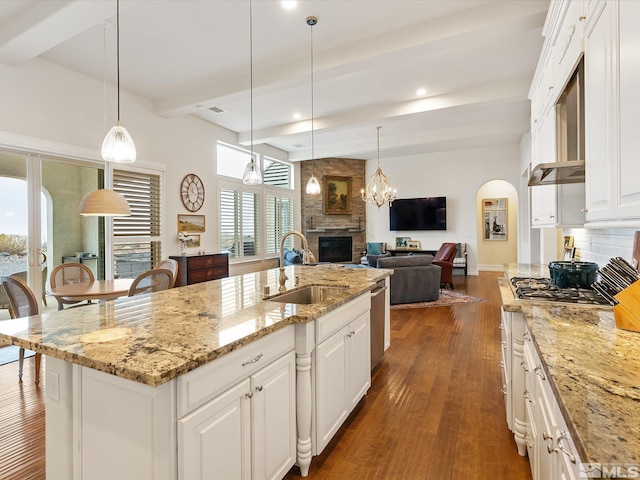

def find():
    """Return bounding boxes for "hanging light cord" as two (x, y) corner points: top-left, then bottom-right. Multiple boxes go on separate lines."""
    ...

(377, 126), (381, 168)
(116, 0), (121, 123)
(250, 0), (254, 164)
(310, 18), (315, 175)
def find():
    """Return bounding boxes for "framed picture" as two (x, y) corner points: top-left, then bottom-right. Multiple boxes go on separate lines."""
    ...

(185, 234), (201, 248)
(407, 240), (420, 250)
(323, 176), (352, 214)
(563, 247), (575, 261)
(563, 236), (574, 248)
(178, 214), (205, 233)
(483, 198), (507, 241)
(395, 237), (410, 249)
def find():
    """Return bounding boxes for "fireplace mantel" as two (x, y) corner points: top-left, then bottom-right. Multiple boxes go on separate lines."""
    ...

(306, 227), (363, 233)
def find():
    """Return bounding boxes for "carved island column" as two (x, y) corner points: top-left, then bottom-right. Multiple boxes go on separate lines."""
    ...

(294, 322), (315, 476)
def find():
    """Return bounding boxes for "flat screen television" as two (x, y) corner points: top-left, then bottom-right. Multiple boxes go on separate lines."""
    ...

(389, 197), (447, 231)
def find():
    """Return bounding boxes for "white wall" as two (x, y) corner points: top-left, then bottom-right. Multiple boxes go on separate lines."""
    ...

(0, 58), (293, 274)
(364, 144), (522, 275)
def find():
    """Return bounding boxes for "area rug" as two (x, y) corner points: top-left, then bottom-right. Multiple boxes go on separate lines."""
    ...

(390, 290), (486, 310)
(0, 345), (35, 367)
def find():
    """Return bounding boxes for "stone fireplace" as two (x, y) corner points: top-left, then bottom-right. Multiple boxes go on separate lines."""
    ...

(300, 158), (366, 263)
(318, 236), (353, 263)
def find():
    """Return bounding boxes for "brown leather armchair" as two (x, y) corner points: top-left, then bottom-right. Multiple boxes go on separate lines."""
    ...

(433, 242), (458, 289)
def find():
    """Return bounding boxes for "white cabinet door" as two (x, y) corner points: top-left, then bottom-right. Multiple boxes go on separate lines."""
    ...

(585, 0), (616, 221)
(616, 0), (640, 218)
(315, 325), (349, 453)
(553, 0), (585, 94)
(347, 312), (371, 409)
(252, 351), (296, 480)
(178, 378), (252, 480)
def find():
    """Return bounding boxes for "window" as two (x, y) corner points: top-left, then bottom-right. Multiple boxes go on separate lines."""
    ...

(217, 142), (256, 180)
(263, 157), (292, 187)
(220, 187), (260, 259)
(266, 195), (294, 254)
(112, 169), (162, 278)
(217, 142), (295, 261)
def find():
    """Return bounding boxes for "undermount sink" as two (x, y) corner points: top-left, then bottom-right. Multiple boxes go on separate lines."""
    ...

(267, 285), (346, 304)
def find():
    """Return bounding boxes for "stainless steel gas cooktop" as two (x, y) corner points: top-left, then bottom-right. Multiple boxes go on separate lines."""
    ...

(510, 277), (610, 305)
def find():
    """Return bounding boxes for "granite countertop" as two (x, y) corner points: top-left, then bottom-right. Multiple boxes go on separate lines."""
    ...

(499, 264), (639, 467)
(0, 265), (391, 387)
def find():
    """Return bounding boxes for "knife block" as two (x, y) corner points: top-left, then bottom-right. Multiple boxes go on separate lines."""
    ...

(614, 280), (640, 333)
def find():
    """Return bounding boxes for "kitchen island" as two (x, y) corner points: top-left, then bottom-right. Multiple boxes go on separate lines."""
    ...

(499, 264), (640, 479)
(0, 264), (392, 479)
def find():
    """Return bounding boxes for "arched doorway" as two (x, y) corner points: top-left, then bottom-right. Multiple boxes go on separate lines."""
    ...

(476, 180), (518, 271)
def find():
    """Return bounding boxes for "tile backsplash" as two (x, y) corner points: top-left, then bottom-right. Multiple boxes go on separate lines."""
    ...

(564, 228), (638, 267)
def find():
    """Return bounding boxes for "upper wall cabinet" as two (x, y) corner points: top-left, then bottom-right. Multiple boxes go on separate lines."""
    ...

(584, 0), (640, 223)
(552, 0), (586, 94)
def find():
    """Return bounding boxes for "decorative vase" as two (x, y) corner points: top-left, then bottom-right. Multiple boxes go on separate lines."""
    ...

(180, 242), (186, 256)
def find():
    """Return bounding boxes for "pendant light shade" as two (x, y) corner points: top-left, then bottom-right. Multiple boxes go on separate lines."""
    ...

(306, 175), (321, 194)
(243, 157), (262, 185)
(305, 16), (320, 195)
(102, 122), (136, 163)
(361, 126), (396, 208)
(242, 0), (262, 185)
(102, 0), (136, 164)
(78, 189), (131, 216)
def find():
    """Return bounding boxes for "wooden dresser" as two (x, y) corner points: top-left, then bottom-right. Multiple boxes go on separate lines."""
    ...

(169, 253), (229, 287)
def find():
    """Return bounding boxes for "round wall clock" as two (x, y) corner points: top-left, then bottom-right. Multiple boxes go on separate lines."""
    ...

(180, 173), (205, 212)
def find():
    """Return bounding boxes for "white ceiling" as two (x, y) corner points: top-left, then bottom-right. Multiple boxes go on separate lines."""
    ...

(0, 0), (549, 162)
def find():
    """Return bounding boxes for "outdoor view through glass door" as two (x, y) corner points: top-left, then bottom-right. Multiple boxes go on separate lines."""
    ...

(0, 150), (104, 320)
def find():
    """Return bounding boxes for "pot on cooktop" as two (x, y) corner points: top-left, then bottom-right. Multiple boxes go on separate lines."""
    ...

(548, 261), (599, 289)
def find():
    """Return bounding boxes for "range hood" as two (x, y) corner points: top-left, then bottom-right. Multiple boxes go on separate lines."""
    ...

(528, 160), (585, 186)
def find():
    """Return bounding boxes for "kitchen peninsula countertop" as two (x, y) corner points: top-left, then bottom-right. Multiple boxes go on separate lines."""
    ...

(0, 265), (391, 387)
(499, 263), (639, 467)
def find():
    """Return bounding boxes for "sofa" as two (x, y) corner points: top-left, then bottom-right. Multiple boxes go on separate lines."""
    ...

(376, 255), (441, 304)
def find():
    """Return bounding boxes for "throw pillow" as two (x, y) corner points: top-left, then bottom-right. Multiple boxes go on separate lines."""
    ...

(367, 242), (383, 255)
(283, 247), (303, 265)
(455, 243), (462, 258)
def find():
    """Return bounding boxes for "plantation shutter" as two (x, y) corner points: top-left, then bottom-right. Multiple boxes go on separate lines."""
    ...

(112, 169), (162, 278)
(266, 195), (294, 254)
(219, 188), (260, 259)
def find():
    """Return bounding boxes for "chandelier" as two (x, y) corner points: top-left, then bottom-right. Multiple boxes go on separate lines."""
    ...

(361, 126), (396, 208)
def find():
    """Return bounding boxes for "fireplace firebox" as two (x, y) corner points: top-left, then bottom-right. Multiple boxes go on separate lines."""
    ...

(318, 236), (352, 263)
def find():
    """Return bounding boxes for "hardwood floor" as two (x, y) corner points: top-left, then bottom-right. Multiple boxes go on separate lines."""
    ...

(284, 272), (532, 480)
(0, 272), (531, 480)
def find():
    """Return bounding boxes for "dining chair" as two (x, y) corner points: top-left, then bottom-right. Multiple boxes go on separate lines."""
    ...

(128, 269), (174, 297)
(50, 262), (95, 310)
(1, 275), (42, 385)
(154, 259), (179, 288)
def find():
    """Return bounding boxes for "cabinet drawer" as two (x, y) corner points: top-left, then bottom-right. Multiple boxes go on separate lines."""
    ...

(187, 254), (227, 269)
(315, 293), (370, 344)
(177, 325), (294, 417)
(188, 266), (228, 284)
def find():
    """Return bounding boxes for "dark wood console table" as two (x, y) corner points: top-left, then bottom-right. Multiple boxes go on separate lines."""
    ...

(386, 249), (437, 256)
(169, 253), (229, 287)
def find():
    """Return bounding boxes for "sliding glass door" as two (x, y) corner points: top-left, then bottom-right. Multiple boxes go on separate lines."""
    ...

(0, 150), (104, 316)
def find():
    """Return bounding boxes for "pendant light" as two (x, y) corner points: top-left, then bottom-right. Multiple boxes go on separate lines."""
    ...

(243, 0), (263, 185)
(305, 16), (321, 195)
(78, 189), (131, 216)
(101, 0), (136, 163)
(361, 126), (396, 208)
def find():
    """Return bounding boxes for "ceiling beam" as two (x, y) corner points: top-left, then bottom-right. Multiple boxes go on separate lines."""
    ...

(0, 0), (139, 67)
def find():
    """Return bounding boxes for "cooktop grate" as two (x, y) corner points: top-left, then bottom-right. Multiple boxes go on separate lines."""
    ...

(510, 277), (610, 305)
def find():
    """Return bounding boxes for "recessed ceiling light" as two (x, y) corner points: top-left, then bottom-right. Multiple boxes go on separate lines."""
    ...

(281, 1), (297, 10)
(293, 112), (301, 119)
(416, 88), (427, 96)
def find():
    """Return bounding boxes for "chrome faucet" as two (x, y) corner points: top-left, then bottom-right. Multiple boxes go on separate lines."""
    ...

(279, 230), (309, 292)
